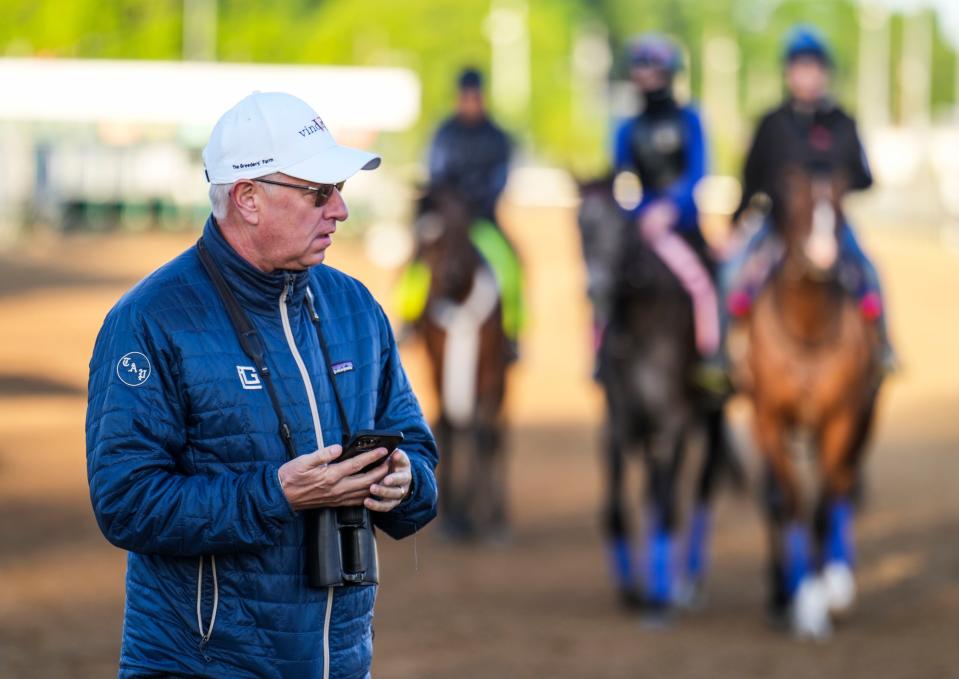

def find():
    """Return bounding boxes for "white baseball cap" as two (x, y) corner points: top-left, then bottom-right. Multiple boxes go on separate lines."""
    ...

(202, 91), (381, 185)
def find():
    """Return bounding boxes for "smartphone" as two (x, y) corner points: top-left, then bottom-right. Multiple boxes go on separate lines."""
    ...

(339, 430), (405, 475)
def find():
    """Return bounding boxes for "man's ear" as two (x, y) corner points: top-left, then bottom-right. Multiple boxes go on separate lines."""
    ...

(231, 180), (260, 225)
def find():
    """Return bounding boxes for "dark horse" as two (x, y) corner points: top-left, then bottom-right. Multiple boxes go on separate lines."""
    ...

(746, 167), (881, 639)
(578, 177), (732, 615)
(410, 185), (510, 539)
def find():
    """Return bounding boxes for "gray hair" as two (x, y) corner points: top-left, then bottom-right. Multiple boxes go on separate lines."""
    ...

(209, 173), (283, 221)
(209, 183), (233, 221)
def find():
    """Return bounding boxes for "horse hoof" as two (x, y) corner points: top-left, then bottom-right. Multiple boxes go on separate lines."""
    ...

(791, 577), (832, 641)
(823, 562), (856, 616)
(618, 588), (644, 611)
(674, 578), (706, 612)
(640, 602), (676, 630)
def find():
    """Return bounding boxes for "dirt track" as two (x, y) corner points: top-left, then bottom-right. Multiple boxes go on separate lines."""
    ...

(0, 206), (957, 678)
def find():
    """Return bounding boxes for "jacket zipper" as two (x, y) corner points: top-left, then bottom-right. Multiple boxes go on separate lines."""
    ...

(196, 554), (219, 659)
(278, 274), (333, 679)
(279, 274), (325, 452)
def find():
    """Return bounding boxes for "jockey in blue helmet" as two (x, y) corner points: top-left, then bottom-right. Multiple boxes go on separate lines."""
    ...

(782, 24), (834, 67)
(727, 24), (896, 372)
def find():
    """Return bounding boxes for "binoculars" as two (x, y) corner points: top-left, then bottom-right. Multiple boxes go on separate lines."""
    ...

(306, 506), (379, 588)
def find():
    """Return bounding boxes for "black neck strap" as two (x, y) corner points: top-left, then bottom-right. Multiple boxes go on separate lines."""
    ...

(304, 291), (352, 443)
(196, 237), (352, 457)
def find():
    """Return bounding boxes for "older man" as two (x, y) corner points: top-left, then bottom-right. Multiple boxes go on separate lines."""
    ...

(86, 91), (438, 678)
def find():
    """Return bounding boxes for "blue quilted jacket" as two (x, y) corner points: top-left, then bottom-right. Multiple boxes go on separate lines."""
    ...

(86, 218), (438, 678)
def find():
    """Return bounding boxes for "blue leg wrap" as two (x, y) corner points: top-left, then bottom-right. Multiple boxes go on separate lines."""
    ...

(785, 522), (810, 597)
(609, 537), (634, 589)
(685, 505), (711, 580)
(827, 499), (854, 566)
(647, 528), (674, 604)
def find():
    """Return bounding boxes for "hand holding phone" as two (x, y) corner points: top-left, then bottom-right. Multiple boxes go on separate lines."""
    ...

(339, 430), (405, 475)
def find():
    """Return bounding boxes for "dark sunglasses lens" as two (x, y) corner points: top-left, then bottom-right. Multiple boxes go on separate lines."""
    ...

(314, 181), (346, 207)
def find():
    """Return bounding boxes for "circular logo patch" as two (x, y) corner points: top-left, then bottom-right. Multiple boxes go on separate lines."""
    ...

(116, 352), (152, 387)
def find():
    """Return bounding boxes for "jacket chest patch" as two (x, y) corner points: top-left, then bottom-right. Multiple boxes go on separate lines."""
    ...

(331, 361), (354, 375)
(236, 365), (262, 390)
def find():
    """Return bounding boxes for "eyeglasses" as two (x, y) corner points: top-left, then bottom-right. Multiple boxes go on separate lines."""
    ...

(253, 178), (345, 207)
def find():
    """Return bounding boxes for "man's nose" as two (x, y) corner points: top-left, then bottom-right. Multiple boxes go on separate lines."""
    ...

(322, 187), (349, 221)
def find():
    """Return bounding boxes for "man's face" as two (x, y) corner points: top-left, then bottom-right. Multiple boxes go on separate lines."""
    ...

(252, 173), (349, 271)
(786, 57), (830, 104)
(630, 64), (670, 94)
(456, 88), (485, 123)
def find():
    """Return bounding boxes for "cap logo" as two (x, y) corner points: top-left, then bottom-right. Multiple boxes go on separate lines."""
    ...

(231, 158), (275, 171)
(298, 116), (328, 137)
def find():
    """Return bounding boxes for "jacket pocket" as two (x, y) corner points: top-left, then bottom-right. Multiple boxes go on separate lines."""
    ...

(195, 554), (220, 653)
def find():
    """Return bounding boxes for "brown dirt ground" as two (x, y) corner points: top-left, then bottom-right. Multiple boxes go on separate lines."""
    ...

(0, 206), (957, 679)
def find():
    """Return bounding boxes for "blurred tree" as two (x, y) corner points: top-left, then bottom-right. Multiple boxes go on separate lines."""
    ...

(1, 0), (956, 174)
(0, 0), (182, 59)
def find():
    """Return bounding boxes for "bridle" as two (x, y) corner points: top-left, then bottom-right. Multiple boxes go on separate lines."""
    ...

(769, 177), (845, 350)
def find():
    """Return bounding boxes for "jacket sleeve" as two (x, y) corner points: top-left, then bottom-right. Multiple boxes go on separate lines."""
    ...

(733, 113), (772, 223)
(428, 122), (453, 185)
(612, 118), (633, 173)
(665, 107), (707, 228)
(86, 304), (295, 557)
(369, 305), (439, 539)
(486, 127), (512, 208)
(846, 119), (873, 192)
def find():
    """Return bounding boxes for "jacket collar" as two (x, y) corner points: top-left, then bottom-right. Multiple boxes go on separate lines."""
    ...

(201, 216), (310, 316)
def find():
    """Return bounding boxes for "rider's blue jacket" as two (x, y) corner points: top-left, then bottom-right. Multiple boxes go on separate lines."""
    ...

(86, 218), (438, 679)
(613, 99), (707, 235)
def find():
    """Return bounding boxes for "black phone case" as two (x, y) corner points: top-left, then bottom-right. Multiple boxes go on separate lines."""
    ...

(341, 430), (405, 474)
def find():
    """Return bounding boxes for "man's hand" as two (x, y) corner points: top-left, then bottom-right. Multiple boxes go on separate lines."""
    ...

(364, 449), (413, 513)
(277, 444), (391, 512)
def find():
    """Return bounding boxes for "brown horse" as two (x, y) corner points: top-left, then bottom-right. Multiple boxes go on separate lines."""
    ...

(412, 185), (510, 540)
(747, 167), (881, 638)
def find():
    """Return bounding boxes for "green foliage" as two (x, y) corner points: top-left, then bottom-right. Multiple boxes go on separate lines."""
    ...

(1, 0), (956, 173)
(0, 1), (182, 59)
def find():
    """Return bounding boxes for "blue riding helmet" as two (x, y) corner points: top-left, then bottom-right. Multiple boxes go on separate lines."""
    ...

(628, 33), (683, 73)
(783, 25), (833, 67)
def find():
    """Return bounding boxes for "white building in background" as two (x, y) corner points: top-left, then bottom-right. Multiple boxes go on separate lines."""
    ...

(0, 58), (420, 241)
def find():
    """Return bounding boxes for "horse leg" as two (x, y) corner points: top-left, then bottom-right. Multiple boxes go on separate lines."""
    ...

(603, 419), (638, 608)
(643, 418), (686, 615)
(817, 408), (869, 617)
(679, 406), (727, 607)
(756, 408), (830, 637)
(488, 424), (508, 538)
(435, 414), (462, 538)
(473, 418), (506, 539)
(755, 410), (793, 614)
(762, 467), (790, 620)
